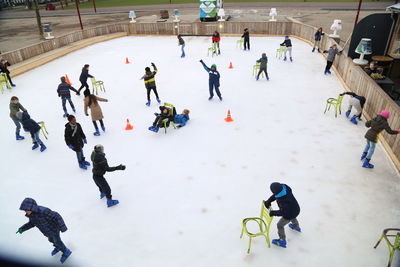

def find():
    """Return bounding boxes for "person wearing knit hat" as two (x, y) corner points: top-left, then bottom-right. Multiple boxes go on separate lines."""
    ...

(16, 111), (46, 152)
(141, 62), (161, 106)
(64, 114), (89, 170)
(264, 182), (301, 248)
(199, 59), (222, 101)
(361, 110), (400, 168)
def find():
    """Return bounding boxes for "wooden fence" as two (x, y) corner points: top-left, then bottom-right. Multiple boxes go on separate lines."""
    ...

(2, 20), (399, 170)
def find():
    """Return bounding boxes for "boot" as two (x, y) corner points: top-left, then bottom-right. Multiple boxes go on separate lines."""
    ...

(345, 110), (351, 118)
(208, 96), (213, 101)
(100, 193), (106, 199)
(362, 158), (374, 169)
(40, 144), (47, 152)
(272, 239), (287, 248)
(289, 223), (301, 232)
(60, 249), (72, 264)
(266, 75), (270, 81)
(16, 134), (25, 141)
(290, 57), (293, 62)
(51, 248), (60, 256)
(83, 161), (91, 166)
(32, 142), (39, 150)
(312, 48), (315, 52)
(156, 98), (161, 104)
(256, 76), (259, 81)
(283, 57), (287, 61)
(93, 129), (100, 136)
(72, 108), (76, 113)
(63, 111), (68, 118)
(327, 70), (332, 74)
(11, 83), (16, 87)
(350, 115), (358, 125)
(360, 152), (367, 160)
(101, 126), (106, 132)
(107, 198), (119, 207)
(219, 96), (223, 101)
(146, 100), (151, 106)
(79, 163), (88, 170)
(324, 70), (328, 75)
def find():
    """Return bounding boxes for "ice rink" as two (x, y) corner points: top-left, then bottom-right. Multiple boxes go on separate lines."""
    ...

(0, 36), (399, 267)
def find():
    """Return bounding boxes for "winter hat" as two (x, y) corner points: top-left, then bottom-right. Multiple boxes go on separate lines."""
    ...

(16, 111), (23, 120)
(379, 110), (390, 119)
(211, 64), (217, 70)
(270, 182), (283, 194)
(145, 67), (151, 72)
(83, 89), (91, 97)
(285, 36), (289, 39)
(94, 144), (104, 153)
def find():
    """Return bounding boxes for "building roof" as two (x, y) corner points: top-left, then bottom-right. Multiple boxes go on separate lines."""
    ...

(387, 3), (400, 13)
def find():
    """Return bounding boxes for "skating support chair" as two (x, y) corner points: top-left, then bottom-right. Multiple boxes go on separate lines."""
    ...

(240, 202), (273, 253)
(37, 121), (49, 140)
(0, 73), (12, 93)
(237, 38), (244, 49)
(91, 77), (105, 95)
(276, 45), (286, 59)
(374, 228), (400, 267)
(324, 94), (344, 117)
(162, 102), (176, 134)
(253, 62), (264, 78)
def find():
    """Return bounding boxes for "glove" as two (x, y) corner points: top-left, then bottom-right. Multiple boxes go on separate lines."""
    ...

(151, 62), (155, 67)
(269, 210), (275, 217)
(345, 110), (351, 118)
(16, 229), (23, 234)
(85, 113), (89, 116)
(117, 164), (126, 170)
(83, 139), (87, 144)
(68, 144), (74, 150)
(76, 92), (80, 96)
(199, 59), (203, 63)
(264, 200), (271, 208)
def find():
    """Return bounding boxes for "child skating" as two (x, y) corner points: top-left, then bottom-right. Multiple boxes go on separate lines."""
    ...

(212, 31), (221, 55)
(264, 182), (301, 248)
(16, 111), (46, 152)
(340, 92), (366, 125)
(9, 96), (27, 140)
(84, 89), (108, 136)
(361, 110), (399, 168)
(91, 144), (126, 207)
(57, 76), (79, 117)
(142, 62), (161, 106)
(17, 198), (71, 264)
(78, 64), (94, 94)
(312, 27), (324, 53)
(323, 44), (342, 75)
(199, 59), (222, 101)
(64, 114), (90, 170)
(256, 53), (269, 81)
(178, 35), (185, 58)
(280, 36), (293, 62)
(0, 58), (16, 87)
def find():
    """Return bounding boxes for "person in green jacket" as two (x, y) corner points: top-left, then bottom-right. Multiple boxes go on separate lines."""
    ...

(256, 53), (269, 81)
(361, 110), (399, 168)
(9, 96), (27, 140)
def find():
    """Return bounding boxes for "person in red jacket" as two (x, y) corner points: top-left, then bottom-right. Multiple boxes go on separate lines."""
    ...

(212, 31), (221, 55)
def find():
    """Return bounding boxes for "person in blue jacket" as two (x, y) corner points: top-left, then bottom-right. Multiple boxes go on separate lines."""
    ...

(199, 59), (222, 101)
(174, 109), (190, 128)
(16, 198), (72, 264)
(78, 64), (94, 94)
(57, 76), (79, 117)
(264, 182), (301, 248)
(16, 111), (46, 152)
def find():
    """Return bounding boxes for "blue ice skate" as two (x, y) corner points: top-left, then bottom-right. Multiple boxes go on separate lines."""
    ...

(156, 98), (161, 104)
(84, 161), (90, 166)
(32, 143), (39, 150)
(272, 239), (287, 248)
(11, 83), (16, 87)
(345, 110), (351, 118)
(360, 152), (367, 161)
(60, 249), (72, 263)
(100, 193), (106, 199)
(51, 248), (60, 256)
(107, 199), (119, 207)
(266, 75), (270, 81)
(208, 96), (213, 101)
(79, 163), (88, 170)
(289, 223), (302, 232)
(16, 134), (25, 140)
(93, 129), (100, 136)
(146, 101), (151, 106)
(283, 57), (287, 61)
(219, 97), (223, 101)
(350, 115), (358, 125)
(63, 112), (68, 118)
(40, 144), (46, 152)
(101, 126), (106, 132)
(290, 57), (293, 62)
(362, 159), (374, 169)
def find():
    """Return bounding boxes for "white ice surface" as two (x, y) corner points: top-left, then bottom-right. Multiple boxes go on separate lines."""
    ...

(0, 36), (399, 267)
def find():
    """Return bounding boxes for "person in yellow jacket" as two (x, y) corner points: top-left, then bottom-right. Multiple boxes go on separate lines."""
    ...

(141, 62), (161, 106)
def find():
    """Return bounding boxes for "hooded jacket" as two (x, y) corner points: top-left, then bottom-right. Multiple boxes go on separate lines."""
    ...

(257, 56), (268, 69)
(265, 183), (300, 220)
(91, 151), (118, 176)
(314, 31), (324, 41)
(9, 102), (27, 120)
(280, 38), (292, 47)
(174, 114), (190, 127)
(18, 112), (40, 135)
(200, 61), (220, 86)
(365, 115), (398, 142)
(19, 198), (67, 237)
(64, 122), (86, 151)
(79, 68), (93, 83)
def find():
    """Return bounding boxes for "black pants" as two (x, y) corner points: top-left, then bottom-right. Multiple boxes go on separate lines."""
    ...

(146, 86), (159, 101)
(93, 175), (112, 199)
(244, 39), (250, 50)
(48, 232), (67, 253)
(5, 72), (13, 84)
(93, 120), (104, 130)
(325, 61), (333, 72)
(257, 67), (269, 79)
(78, 81), (89, 93)
(153, 116), (168, 128)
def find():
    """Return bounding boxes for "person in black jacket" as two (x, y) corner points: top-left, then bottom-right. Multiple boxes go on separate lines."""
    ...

(242, 28), (250, 50)
(312, 27), (324, 53)
(264, 182), (301, 248)
(280, 36), (293, 62)
(64, 115), (90, 170)
(0, 58), (16, 87)
(16, 111), (46, 152)
(78, 64), (94, 94)
(91, 144), (126, 207)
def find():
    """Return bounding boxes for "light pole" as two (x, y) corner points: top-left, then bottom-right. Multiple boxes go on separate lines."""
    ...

(75, 0), (83, 30)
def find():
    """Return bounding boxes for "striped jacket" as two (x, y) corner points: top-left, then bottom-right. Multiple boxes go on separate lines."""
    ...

(57, 82), (77, 98)
(143, 66), (158, 89)
(19, 198), (67, 237)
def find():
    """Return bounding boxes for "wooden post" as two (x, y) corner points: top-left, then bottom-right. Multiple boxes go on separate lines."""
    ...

(75, 0), (84, 30)
(32, 0), (44, 38)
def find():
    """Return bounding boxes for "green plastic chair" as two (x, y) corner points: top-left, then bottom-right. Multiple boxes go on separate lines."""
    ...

(324, 94), (344, 117)
(162, 102), (176, 134)
(276, 45), (286, 59)
(37, 121), (49, 140)
(374, 228), (400, 267)
(0, 73), (12, 93)
(240, 202), (273, 253)
(91, 77), (105, 95)
(236, 38), (244, 49)
(252, 62), (265, 78)
(207, 42), (217, 57)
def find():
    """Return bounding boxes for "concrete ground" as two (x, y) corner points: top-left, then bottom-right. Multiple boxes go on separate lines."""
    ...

(0, 1), (392, 53)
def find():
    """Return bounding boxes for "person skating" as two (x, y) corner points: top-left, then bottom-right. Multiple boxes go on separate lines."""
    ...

(312, 27), (324, 53)
(212, 31), (221, 55)
(256, 53), (269, 81)
(9, 96), (27, 140)
(340, 92), (366, 124)
(64, 114), (90, 170)
(57, 76), (79, 118)
(78, 64), (94, 94)
(148, 105), (175, 133)
(16, 111), (46, 152)
(280, 36), (293, 62)
(91, 144), (126, 207)
(0, 58), (16, 87)
(264, 182), (301, 248)
(17, 198), (71, 264)
(142, 62), (160, 106)
(84, 89), (108, 136)
(361, 110), (399, 168)
(323, 44), (342, 75)
(174, 109), (190, 128)
(178, 35), (185, 58)
(199, 59), (222, 101)
(242, 28), (250, 50)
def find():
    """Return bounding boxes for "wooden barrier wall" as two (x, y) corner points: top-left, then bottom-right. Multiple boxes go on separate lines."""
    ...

(2, 20), (399, 169)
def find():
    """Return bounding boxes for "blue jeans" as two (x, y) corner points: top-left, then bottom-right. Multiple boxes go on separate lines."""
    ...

(48, 232), (67, 254)
(62, 97), (75, 113)
(32, 130), (43, 145)
(76, 149), (85, 165)
(181, 44), (185, 57)
(12, 118), (21, 135)
(363, 139), (376, 160)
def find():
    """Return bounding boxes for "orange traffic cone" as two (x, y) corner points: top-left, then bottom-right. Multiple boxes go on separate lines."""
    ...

(228, 62), (234, 69)
(125, 57), (131, 64)
(65, 74), (72, 85)
(224, 110), (234, 122)
(125, 119), (134, 130)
